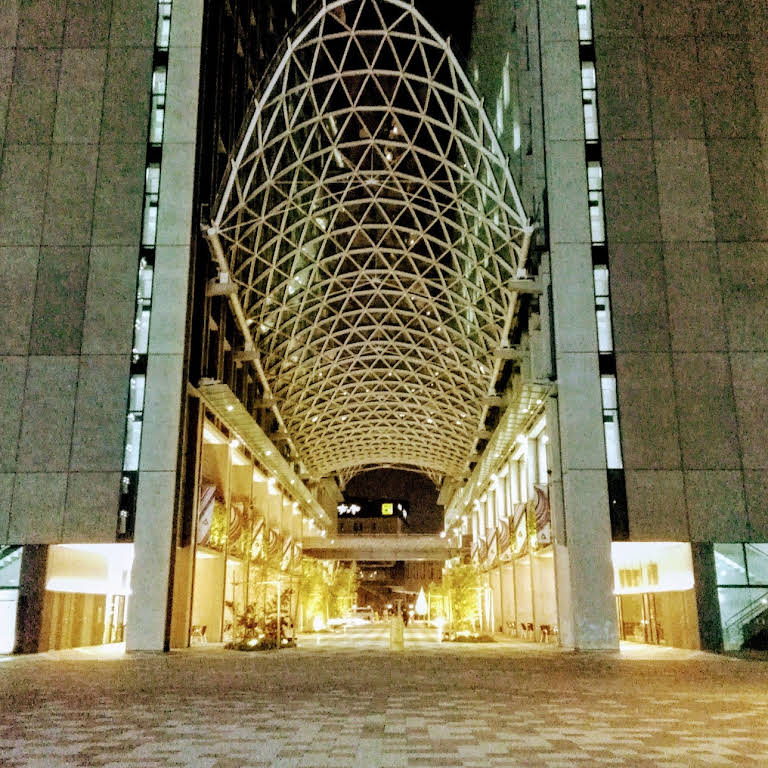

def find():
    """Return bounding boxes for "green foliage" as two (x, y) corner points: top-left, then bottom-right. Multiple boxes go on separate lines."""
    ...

(299, 559), (359, 624)
(226, 588), (294, 646)
(207, 500), (228, 550)
(443, 561), (481, 629)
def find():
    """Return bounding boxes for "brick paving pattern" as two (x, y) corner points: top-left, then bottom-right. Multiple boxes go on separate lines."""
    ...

(1, 625), (767, 767)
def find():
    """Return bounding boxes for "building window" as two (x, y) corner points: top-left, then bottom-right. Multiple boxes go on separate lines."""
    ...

(156, 1), (172, 49)
(587, 160), (605, 244)
(581, 63), (599, 142)
(593, 266), (614, 352)
(601, 375), (623, 469)
(716, 543), (768, 650)
(577, 0), (593, 42)
(149, 66), (167, 145)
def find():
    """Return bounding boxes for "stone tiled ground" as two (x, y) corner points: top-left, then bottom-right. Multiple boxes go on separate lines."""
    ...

(1, 625), (767, 767)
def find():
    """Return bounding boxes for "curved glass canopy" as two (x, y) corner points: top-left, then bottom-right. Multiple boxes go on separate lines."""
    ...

(208, 0), (533, 484)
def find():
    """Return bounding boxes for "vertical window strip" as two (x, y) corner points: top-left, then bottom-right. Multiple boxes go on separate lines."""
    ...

(576, 0), (593, 42)
(118, 0), (173, 538)
(576, 0), (625, 472)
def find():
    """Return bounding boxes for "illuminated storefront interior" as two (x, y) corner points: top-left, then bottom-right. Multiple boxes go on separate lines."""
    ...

(41, 544), (134, 651)
(189, 418), (321, 644)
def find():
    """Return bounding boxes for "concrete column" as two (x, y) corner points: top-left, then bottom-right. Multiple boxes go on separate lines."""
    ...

(691, 542), (723, 652)
(125, 0), (204, 652)
(13, 545), (48, 654)
(538, 0), (618, 649)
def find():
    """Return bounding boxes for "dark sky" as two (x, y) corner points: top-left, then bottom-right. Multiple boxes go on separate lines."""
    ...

(344, 469), (443, 533)
(339, 0), (477, 533)
(415, 0), (476, 63)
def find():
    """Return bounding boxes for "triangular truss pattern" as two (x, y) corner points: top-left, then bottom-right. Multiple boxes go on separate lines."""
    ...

(209, 0), (533, 483)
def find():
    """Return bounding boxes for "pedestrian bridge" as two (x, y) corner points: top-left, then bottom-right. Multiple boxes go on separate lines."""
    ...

(302, 534), (457, 561)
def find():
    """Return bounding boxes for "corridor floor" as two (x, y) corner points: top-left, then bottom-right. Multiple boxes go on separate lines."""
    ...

(1, 625), (767, 767)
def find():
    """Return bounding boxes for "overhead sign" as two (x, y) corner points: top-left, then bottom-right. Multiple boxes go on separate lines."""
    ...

(337, 498), (409, 519)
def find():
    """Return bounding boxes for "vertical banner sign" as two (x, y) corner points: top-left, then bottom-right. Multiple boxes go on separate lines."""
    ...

(197, 484), (216, 545)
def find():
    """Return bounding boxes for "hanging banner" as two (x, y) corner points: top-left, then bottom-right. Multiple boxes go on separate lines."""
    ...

(267, 528), (282, 559)
(281, 536), (293, 571)
(250, 515), (265, 559)
(512, 502), (528, 555)
(229, 502), (245, 545)
(197, 484), (216, 545)
(497, 517), (512, 561)
(486, 531), (498, 565)
(533, 484), (551, 546)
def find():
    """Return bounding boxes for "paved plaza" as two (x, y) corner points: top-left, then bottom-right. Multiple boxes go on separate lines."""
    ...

(1, 625), (767, 767)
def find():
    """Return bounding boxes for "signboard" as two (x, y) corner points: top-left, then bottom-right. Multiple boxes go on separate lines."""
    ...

(337, 497), (409, 519)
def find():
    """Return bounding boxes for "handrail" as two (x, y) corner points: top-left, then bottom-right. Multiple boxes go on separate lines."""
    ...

(723, 590), (768, 632)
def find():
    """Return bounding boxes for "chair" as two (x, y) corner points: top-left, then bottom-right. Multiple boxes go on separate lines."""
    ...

(539, 624), (551, 642)
(191, 624), (208, 645)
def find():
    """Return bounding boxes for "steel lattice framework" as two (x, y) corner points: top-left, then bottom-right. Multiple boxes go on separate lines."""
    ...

(208, 0), (533, 484)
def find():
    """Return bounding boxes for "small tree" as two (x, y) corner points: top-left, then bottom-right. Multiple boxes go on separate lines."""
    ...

(443, 561), (481, 630)
(298, 559), (360, 627)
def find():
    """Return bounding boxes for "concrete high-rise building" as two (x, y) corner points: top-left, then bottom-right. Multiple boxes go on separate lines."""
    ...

(0, 0), (766, 655)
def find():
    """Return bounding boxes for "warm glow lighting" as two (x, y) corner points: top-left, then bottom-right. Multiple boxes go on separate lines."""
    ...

(611, 542), (695, 594)
(45, 578), (132, 595)
(229, 438), (240, 449)
(415, 588), (428, 615)
(46, 543), (134, 596)
(312, 615), (325, 632)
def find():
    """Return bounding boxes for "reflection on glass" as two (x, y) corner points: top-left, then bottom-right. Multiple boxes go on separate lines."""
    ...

(589, 190), (605, 243)
(123, 417), (143, 471)
(133, 308), (151, 355)
(156, 2), (172, 49)
(128, 374), (146, 412)
(746, 543), (768, 585)
(715, 543), (747, 585)
(577, 0), (592, 41)
(719, 586), (768, 650)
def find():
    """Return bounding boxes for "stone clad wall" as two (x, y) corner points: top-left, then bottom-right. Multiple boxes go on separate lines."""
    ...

(592, 0), (768, 543)
(0, 0), (156, 544)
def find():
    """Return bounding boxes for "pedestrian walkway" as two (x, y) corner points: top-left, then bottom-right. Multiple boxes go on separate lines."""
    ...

(1, 627), (767, 767)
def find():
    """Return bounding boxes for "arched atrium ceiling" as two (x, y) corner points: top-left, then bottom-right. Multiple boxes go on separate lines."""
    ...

(207, 0), (533, 486)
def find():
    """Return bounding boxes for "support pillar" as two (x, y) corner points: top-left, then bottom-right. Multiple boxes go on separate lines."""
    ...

(13, 545), (48, 654)
(691, 542), (723, 652)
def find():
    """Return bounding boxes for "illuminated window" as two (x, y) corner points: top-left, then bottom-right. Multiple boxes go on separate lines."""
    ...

(581, 63), (599, 141)
(155, 1), (172, 49)
(576, 0), (592, 42)
(601, 375), (623, 468)
(149, 66), (167, 145)
(594, 266), (613, 352)
(141, 164), (161, 247)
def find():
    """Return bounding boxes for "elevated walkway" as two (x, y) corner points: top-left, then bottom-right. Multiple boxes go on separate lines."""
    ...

(302, 534), (457, 562)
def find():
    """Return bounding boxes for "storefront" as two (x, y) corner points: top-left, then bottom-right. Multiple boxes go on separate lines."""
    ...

(466, 414), (558, 641)
(189, 420), (305, 644)
(612, 542), (699, 649)
(39, 543), (134, 651)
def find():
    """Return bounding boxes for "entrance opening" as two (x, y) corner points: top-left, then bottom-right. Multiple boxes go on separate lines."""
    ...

(40, 543), (133, 651)
(190, 420), (303, 647)
(612, 542), (699, 649)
